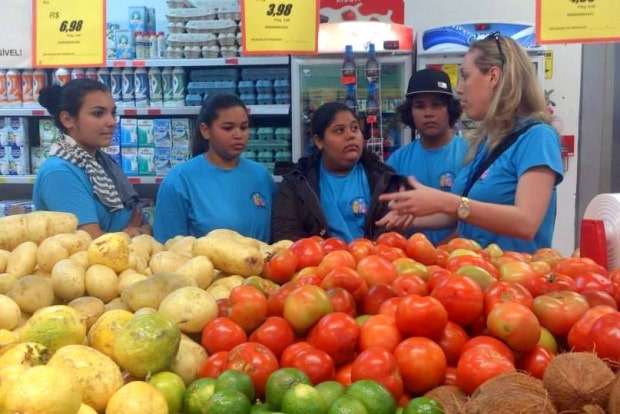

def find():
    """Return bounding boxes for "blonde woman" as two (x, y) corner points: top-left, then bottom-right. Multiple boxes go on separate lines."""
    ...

(379, 33), (563, 253)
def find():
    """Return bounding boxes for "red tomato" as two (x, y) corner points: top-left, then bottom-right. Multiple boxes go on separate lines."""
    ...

(199, 351), (229, 378)
(363, 284), (397, 315)
(290, 238), (325, 270)
(523, 273), (577, 297)
(519, 346), (554, 379)
(591, 312), (620, 363)
(445, 238), (482, 253)
(349, 239), (376, 262)
(444, 366), (457, 386)
(351, 347), (404, 400)
(217, 299), (230, 317)
(280, 342), (313, 366)
(264, 249), (298, 284)
(456, 347), (516, 395)
(499, 261), (537, 286)
(484, 281), (533, 315)
(394, 337), (447, 395)
(335, 363), (353, 386)
(446, 256), (499, 279)
(391, 275), (428, 297)
(487, 302), (541, 352)
(406, 233), (438, 265)
(574, 272), (614, 295)
(359, 314), (402, 353)
(326, 287), (357, 317)
(357, 255), (398, 287)
(469, 315), (489, 337)
(532, 248), (564, 268)
(581, 290), (617, 309)
(375, 244), (407, 262)
(249, 316), (295, 358)
(283, 285), (333, 334)
(436, 249), (450, 268)
(530, 261), (552, 276)
(317, 250), (357, 278)
(201, 317), (247, 354)
(431, 275), (484, 326)
(396, 294), (448, 339)
(461, 336), (515, 364)
(427, 268), (452, 292)
(398, 394), (411, 408)
(229, 285), (268, 333)
(321, 237), (348, 254)
(532, 291), (590, 336)
(227, 342), (279, 397)
(555, 257), (607, 278)
(610, 268), (620, 284)
(378, 297), (402, 317)
(437, 322), (469, 366)
(283, 345), (336, 384)
(377, 232), (408, 251)
(321, 267), (369, 303)
(267, 282), (297, 317)
(307, 312), (360, 365)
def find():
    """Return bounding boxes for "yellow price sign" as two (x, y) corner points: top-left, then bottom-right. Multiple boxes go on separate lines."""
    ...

(241, 0), (319, 55)
(33, 0), (106, 67)
(537, 0), (620, 44)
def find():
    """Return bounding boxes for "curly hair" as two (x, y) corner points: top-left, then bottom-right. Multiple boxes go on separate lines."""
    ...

(397, 94), (462, 132)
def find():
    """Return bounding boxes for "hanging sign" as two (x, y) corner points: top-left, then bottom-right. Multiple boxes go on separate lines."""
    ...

(0, 0), (32, 68)
(319, 0), (404, 24)
(241, 0), (319, 55)
(537, 0), (620, 44)
(33, 0), (106, 67)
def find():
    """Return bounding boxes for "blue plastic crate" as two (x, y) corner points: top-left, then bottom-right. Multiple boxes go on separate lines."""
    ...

(256, 80), (274, 94)
(274, 79), (290, 94)
(257, 94), (274, 105)
(238, 80), (255, 95)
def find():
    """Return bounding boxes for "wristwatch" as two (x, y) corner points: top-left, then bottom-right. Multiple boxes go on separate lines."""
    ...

(457, 197), (471, 220)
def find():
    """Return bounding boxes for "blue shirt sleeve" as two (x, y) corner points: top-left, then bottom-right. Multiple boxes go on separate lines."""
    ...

(153, 175), (190, 243)
(512, 124), (564, 184)
(37, 169), (99, 226)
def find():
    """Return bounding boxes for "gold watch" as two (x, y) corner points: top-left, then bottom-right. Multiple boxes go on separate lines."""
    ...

(457, 197), (471, 220)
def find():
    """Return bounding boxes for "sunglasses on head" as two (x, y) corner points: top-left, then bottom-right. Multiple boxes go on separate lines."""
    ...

(485, 31), (506, 66)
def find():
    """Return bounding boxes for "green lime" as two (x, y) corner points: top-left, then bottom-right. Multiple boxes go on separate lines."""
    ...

(315, 381), (345, 408)
(183, 378), (216, 414)
(216, 369), (256, 402)
(206, 389), (252, 414)
(252, 402), (273, 414)
(403, 397), (443, 414)
(345, 380), (396, 414)
(148, 371), (186, 414)
(281, 383), (326, 414)
(327, 395), (368, 414)
(396, 408), (403, 414)
(266, 368), (312, 410)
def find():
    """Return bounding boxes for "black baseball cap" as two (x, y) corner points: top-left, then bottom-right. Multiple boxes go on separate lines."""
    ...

(406, 69), (454, 97)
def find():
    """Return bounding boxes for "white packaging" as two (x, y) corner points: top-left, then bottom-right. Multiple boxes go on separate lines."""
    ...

(121, 147), (138, 175)
(39, 118), (62, 147)
(120, 118), (138, 147)
(6, 117), (26, 147)
(153, 119), (172, 147)
(171, 118), (191, 147)
(138, 147), (156, 176)
(171, 145), (191, 166)
(154, 147), (172, 175)
(137, 119), (155, 147)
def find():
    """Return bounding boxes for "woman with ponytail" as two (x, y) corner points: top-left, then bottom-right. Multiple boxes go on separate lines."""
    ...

(33, 79), (149, 238)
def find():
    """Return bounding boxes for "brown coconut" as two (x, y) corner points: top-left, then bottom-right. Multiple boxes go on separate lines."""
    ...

(543, 352), (615, 412)
(464, 372), (556, 414)
(425, 385), (467, 414)
(608, 373), (620, 414)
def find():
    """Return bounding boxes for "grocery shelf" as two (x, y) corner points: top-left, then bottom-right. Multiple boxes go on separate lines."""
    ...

(0, 104), (290, 117)
(0, 175), (36, 184)
(107, 57), (289, 68)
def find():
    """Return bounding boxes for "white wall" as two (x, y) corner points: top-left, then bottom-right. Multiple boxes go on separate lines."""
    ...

(405, 0), (582, 255)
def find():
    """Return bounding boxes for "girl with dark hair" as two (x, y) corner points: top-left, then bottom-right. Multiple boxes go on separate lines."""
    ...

(153, 94), (275, 242)
(33, 79), (148, 238)
(272, 102), (401, 242)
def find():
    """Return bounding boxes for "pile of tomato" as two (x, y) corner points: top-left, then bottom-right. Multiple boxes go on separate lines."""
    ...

(196, 233), (620, 404)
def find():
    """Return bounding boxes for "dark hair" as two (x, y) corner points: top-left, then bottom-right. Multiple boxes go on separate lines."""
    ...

(38, 79), (110, 133)
(192, 94), (248, 156)
(397, 94), (462, 132)
(311, 102), (357, 140)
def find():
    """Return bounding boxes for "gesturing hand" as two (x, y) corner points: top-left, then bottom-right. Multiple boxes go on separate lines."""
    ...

(380, 177), (456, 217)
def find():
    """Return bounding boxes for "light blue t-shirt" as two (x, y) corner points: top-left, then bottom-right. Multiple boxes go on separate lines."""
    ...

(451, 123), (563, 253)
(153, 155), (275, 243)
(319, 161), (371, 243)
(33, 156), (133, 231)
(387, 135), (468, 245)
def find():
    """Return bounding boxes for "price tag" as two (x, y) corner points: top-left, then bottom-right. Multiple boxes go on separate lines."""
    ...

(241, 0), (319, 55)
(537, 0), (620, 44)
(33, 0), (105, 67)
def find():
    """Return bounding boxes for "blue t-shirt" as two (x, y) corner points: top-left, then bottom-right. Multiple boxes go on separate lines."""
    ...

(319, 161), (371, 243)
(451, 123), (563, 253)
(153, 155), (275, 243)
(387, 135), (468, 245)
(33, 156), (133, 231)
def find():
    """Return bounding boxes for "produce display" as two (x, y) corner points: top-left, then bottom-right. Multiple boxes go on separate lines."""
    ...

(2, 212), (620, 413)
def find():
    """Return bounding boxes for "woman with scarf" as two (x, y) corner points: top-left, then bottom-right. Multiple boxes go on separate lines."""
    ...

(34, 79), (149, 238)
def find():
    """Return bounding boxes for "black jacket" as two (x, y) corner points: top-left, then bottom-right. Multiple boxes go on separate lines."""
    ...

(272, 151), (403, 242)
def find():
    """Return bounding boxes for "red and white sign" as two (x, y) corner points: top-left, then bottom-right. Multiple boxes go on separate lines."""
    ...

(320, 0), (404, 24)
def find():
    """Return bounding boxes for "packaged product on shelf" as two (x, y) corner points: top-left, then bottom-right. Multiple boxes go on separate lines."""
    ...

(121, 147), (138, 176)
(171, 145), (190, 167)
(171, 118), (191, 147)
(6, 69), (22, 107)
(137, 119), (155, 147)
(121, 68), (135, 106)
(0, 70), (7, 107)
(138, 147), (156, 176)
(101, 145), (121, 166)
(162, 67), (174, 106)
(107, 23), (120, 59)
(147, 8), (157, 32)
(32, 69), (46, 102)
(134, 68), (149, 107)
(6, 117), (27, 147)
(111, 121), (121, 146)
(21, 70), (34, 105)
(0, 200), (34, 217)
(153, 119), (172, 147)
(3, 145), (29, 175)
(148, 67), (163, 106)
(39, 118), (63, 147)
(71, 69), (85, 80)
(129, 7), (148, 32)
(85, 69), (97, 81)
(97, 68), (111, 90)
(154, 147), (171, 176)
(114, 30), (135, 59)
(110, 68), (122, 102)
(30, 146), (48, 173)
(0, 118), (7, 146)
(172, 67), (187, 107)
(120, 118), (138, 147)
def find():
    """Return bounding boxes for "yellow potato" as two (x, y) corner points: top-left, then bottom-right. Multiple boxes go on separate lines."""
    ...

(118, 272), (148, 293)
(0, 250), (9, 273)
(85, 265), (119, 303)
(128, 252), (149, 273)
(0, 273), (17, 295)
(51, 259), (86, 302)
(206, 284), (231, 301)
(69, 250), (89, 269)
(88, 233), (130, 273)
(52, 233), (85, 255)
(0, 294), (20, 330)
(6, 241), (37, 278)
(103, 298), (130, 312)
(8, 275), (55, 314)
(120, 272), (196, 312)
(171, 335), (209, 385)
(166, 236), (196, 258)
(159, 287), (218, 333)
(0, 215), (27, 251)
(37, 238), (70, 273)
(177, 256), (214, 289)
(149, 251), (189, 274)
(68, 297), (105, 329)
(193, 235), (263, 277)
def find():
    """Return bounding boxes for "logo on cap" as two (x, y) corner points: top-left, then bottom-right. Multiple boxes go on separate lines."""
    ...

(438, 81), (448, 89)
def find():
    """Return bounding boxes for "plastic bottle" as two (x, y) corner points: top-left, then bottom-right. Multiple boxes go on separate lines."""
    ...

(149, 33), (158, 59)
(342, 45), (356, 78)
(161, 67), (173, 106)
(135, 32), (145, 59)
(134, 67), (149, 107)
(365, 43), (380, 83)
(157, 32), (166, 58)
(366, 83), (379, 117)
(148, 67), (163, 106)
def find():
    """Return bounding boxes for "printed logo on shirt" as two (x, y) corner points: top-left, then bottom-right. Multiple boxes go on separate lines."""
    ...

(351, 197), (368, 217)
(439, 172), (455, 191)
(251, 192), (267, 208)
